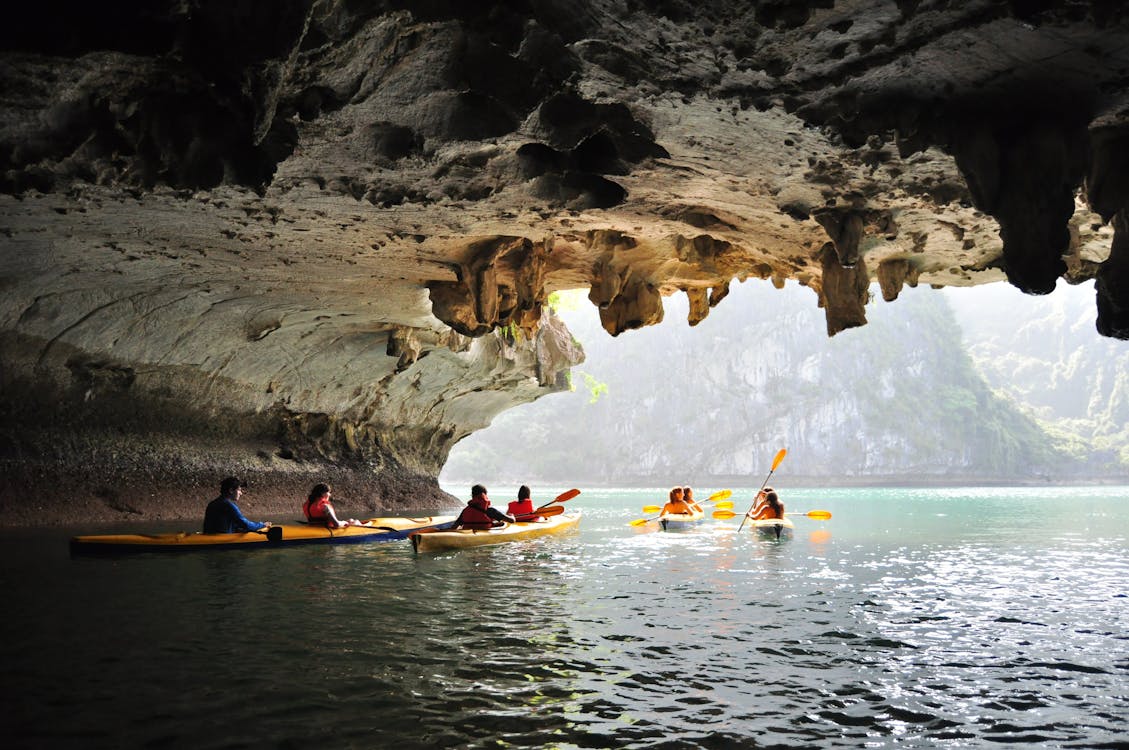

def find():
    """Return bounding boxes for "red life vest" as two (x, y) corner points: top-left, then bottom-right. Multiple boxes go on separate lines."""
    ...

(304, 497), (338, 527)
(457, 496), (495, 529)
(508, 498), (534, 516)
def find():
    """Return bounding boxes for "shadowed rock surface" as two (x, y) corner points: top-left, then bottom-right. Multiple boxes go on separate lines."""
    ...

(1, 1), (1128, 523)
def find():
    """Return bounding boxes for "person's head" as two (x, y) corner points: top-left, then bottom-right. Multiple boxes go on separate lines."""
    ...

(469, 484), (489, 509)
(683, 486), (693, 499)
(669, 487), (683, 501)
(309, 482), (331, 503)
(518, 485), (530, 500)
(765, 490), (780, 508)
(220, 476), (245, 497)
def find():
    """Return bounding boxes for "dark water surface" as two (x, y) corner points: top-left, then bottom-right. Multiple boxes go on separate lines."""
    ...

(3, 487), (1127, 748)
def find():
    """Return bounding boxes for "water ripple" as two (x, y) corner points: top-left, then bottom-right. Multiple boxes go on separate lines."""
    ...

(4, 490), (1129, 748)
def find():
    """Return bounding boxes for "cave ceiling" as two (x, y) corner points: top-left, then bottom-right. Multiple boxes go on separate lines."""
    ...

(1, 0), (1128, 515)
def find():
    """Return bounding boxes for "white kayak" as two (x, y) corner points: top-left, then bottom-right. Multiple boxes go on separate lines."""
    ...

(749, 516), (794, 540)
(659, 508), (705, 531)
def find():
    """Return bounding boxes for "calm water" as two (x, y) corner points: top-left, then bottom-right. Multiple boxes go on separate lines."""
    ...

(2, 486), (1127, 749)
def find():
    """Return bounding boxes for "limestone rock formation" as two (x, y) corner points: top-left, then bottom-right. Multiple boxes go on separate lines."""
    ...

(1, 1), (1128, 521)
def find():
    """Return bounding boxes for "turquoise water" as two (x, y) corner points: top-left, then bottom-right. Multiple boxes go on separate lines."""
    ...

(3, 486), (1127, 748)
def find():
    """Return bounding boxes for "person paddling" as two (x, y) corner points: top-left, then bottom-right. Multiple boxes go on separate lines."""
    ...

(661, 486), (692, 515)
(748, 487), (785, 520)
(683, 486), (703, 513)
(202, 477), (272, 534)
(453, 484), (515, 529)
(507, 485), (540, 520)
(303, 483), (367, 528)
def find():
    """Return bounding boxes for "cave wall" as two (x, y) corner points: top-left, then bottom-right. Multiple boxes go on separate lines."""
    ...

(1, 0), (1128, 522)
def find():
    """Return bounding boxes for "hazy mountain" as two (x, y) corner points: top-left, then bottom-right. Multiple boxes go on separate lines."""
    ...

(442, 280), (1125, 486)
(944, 281), (1129, 472)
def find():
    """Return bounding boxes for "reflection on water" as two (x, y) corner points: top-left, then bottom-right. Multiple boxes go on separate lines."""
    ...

(2, 487), (1127, 748)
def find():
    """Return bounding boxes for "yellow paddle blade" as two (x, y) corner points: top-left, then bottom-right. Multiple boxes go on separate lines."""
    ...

(783, 510), (833, 520)
(712, 510), (737, 519)
(642, 505), (661, 513)
(714, 500), (734, 511)
(771, 448), (787, 470)
(707, 489), (733, 502)
(629, 517), (654, 527)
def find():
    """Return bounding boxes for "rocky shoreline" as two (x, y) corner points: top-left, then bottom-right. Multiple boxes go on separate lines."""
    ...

(0, 430), (459, 528)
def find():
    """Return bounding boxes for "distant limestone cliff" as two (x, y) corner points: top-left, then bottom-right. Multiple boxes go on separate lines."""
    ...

(444, 282), (1125, 485)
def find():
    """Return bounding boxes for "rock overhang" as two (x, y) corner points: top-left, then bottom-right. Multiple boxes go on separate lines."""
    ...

(1, 0), (1127, 520)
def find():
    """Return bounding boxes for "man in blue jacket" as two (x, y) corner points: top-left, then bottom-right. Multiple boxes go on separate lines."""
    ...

(203, 477), (272, 534)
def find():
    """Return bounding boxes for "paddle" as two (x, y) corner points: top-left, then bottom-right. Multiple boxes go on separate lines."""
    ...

(714, 509), (832, 521)
(509, 489), (579, 522)
(535, 488), (581, 511)
(737, 449), (787, 532)
(641, 496), (733, 514)
(515, 504), (565, 522)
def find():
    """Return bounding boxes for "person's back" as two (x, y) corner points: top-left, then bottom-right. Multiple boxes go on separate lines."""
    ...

(203, 495), (237, 534)
(752, 489), (784, 520)
(661, 487), (692, 515)
(507, 484), (535, 518)
(455, 484), (514, 529)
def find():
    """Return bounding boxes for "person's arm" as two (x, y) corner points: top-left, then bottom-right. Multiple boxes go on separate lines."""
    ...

(228, 501), (268, 532)
(325, 503), (345, 527)
(486, 507), (515, 524)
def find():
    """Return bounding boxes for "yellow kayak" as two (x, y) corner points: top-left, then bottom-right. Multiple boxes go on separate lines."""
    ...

(659, 508), (705, 531)
(410, 512), (581, 553)
(70, 516), (456, 554)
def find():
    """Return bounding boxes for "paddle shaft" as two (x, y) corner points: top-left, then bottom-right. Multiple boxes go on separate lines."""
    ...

(714, 509), (831, 521)
(738, 449), (787, 532)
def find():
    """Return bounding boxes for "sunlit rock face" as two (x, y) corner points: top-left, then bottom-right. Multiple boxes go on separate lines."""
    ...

(1, 1), (1128, 520)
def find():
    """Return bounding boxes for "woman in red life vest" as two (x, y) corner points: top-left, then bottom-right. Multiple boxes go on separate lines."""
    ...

(507, 484), (537, 519)
(303, 483), (366, 528)
(453, 484), (515, 529)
